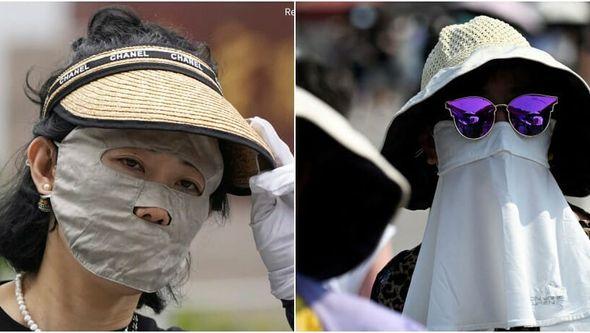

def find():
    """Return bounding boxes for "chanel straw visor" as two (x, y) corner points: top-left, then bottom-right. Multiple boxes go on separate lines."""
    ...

(43, 45), (275, 195)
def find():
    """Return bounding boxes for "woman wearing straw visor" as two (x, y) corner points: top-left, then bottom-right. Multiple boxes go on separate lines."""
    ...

(0, 7), (293, 331)
(373, 15), (590, 330)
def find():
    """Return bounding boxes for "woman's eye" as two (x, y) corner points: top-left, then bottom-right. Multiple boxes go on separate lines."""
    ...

(118, 158), (144, 172)
(178, 180), (202, 195)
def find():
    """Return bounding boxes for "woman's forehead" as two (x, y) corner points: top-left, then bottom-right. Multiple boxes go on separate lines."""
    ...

(108, 146), (201, 170)
(446, 66), (546, 99)
(112, 146), (200, 165)
(66, 126), (224, 177)
(96, 128), (219, 153)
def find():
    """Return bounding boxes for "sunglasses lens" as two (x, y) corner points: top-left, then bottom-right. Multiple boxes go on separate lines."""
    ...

(508, 94), (557, 136)
(447, 97), (495, 139)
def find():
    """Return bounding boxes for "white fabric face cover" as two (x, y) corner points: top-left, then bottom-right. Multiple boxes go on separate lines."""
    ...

(50, 127), (223, 293)
(403, 120), (590, 330)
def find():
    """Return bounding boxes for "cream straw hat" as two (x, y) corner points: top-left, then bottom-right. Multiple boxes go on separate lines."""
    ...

(43, 45), (275, 195)
(382, 15), (590, 209)
(296, 87), (410, 279)
(297, 88), (410, 203)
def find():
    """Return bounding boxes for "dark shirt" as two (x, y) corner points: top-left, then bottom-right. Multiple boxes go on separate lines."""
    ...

(0, 305), (170, 331)
(282, 299), (294, 329)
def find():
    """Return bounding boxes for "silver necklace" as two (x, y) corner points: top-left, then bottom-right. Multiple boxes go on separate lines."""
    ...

(14, 273), (138, 331)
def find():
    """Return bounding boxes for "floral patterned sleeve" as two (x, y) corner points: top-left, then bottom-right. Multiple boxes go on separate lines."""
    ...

(370, 244), (421, 312)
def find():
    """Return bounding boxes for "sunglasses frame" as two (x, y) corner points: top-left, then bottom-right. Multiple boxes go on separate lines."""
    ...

(444, 93), (559, 140)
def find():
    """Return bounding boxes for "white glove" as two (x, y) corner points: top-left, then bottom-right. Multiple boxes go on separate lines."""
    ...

(248, 116), (294, 301)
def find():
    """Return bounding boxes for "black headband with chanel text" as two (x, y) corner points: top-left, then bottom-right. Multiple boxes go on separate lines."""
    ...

(42, 45), (223, 118)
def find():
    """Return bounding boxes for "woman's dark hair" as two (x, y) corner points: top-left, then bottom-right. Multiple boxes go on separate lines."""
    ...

(0, 6), (229, 314)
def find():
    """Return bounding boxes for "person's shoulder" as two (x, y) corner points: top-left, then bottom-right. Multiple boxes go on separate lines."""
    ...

(136, 313), (183, 331)
(370, 244), (421, 312)
(569, 203), (590, 238)
(374, 244), (421, 287)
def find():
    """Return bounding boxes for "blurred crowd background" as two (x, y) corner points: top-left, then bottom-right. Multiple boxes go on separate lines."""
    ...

(0, 2), (293, 330)
(297, 1), (590, 257)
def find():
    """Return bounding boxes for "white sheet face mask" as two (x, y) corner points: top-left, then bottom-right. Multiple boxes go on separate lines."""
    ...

(403, 120), (590, 330)
(50, 127), (223, 292)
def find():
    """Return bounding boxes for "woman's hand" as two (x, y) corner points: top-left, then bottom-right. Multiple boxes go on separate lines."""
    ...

(248, 117), (294, 301)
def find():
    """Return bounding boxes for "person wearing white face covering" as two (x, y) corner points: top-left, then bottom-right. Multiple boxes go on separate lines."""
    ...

(373, 15), (590, 330)
(0, 7), (293, 331)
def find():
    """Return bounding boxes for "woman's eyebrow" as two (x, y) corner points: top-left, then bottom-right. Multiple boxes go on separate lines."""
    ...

(144, 148), (202, 175)
(181, 160), (201, 175)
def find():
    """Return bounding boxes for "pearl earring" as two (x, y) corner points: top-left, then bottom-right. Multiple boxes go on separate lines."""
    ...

(42, 183), (51, 191)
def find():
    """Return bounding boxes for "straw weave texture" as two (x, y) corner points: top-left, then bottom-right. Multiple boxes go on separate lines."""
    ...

(60, 70), (269, 152)
(44, 57), (220, 117)
(421, 16), (530, 89)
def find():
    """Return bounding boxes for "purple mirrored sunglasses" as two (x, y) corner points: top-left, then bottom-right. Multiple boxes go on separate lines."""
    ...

(444, 93), (558, 139)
